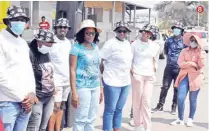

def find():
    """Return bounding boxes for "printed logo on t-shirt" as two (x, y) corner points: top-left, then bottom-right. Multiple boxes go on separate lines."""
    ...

(40, 62), (54, 93)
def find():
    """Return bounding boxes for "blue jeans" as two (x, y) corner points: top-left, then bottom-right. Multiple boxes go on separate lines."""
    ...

(27, 96), (54, 131)
(0, 102), (31, 131)
(177, 76), (200, 120)
(102, 81), (130, 131)
(73, 87), (100, 131)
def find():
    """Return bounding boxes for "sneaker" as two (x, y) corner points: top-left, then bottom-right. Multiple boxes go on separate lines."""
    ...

(129, 118), (135, 127)
(170, 105), (177, 115)
(170, 119), (184, 125)
(135, 126), (145, 131)
(151, 104), (163, 113)
(186, 118), (194, 127)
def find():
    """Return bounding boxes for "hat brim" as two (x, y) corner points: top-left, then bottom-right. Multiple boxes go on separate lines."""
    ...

(171, 26), (184, 31)
(3, 16), (30, 25)
(114, 26), (131, 32)
(54, 25), (71, 29)
(183, 32), (203, 49)
(76, 26), (102, 35)
(34, 35), (56, 43)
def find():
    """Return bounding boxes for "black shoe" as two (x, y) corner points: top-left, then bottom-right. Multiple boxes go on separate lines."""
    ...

(170, 105), (177, 115)
(151, 104), (163, 113)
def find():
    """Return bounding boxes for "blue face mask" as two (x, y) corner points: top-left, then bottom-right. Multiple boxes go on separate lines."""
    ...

(173, 28), (182, 36)
(10, 21), (26, 35)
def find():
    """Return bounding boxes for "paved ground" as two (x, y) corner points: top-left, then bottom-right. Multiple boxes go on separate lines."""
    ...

(64, 55), (208, 131)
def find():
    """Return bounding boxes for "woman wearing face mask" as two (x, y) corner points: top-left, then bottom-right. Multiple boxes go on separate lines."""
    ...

(27, 29), (56, 131)
(170, 33), (206, 127)
(100, 22), (133, 131)
(131, 24), (160, 131)
(70, 19), (103, 131)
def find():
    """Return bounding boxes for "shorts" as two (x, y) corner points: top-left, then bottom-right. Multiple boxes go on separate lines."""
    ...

(54, 86), (71, 102)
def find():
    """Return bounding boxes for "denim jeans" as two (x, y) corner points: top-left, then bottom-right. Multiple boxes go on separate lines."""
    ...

(27, 96), (54, 131)
(0, 102), (31, 131)
(102, 81), (130, 131)
(177, 75), (200, 120)
(73, 87), (100, 131)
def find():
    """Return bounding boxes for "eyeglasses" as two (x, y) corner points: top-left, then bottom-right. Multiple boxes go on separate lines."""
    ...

(58, 26), (68, 29)
(117, 30), (128, 34)
(10, 17), (26, 22)
(85, 32), (96, 36)
(190, 40), (197, 43)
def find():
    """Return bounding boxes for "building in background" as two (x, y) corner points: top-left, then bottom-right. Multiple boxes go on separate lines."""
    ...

(9, 1), (151, 43)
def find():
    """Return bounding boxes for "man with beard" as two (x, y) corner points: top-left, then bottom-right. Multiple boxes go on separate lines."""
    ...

(48, 18), (72, 131)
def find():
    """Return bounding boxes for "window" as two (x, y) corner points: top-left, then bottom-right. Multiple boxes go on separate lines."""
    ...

(94, 8), (103, 22)
(109, 9), (112, 23)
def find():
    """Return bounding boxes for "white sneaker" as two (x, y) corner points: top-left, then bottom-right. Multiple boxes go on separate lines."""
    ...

(186, 118), (194, 127)
(170, 119), (184, 125)
(135, 126), (146, 131)
(129, 118), (135, 127)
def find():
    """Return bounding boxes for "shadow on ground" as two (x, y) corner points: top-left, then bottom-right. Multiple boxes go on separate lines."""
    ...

(95, 125), (132, 131)
(152, 117), (208, 129)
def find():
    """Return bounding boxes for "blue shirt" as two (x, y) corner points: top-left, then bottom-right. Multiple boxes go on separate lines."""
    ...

(70, 43), (100, 89)
(164, 36), (186, 69)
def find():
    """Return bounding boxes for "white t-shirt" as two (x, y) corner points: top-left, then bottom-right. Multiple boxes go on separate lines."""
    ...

(49, 36), (71, 87)
(131, 39), (160, 76)
(0, 29), (35, 102)
(100, 37), (133, 87)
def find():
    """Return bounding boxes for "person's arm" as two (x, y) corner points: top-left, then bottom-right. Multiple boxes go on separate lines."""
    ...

(178, 49), (198, 69)
(153, 44), (161, 72)
(47, 22), (50, 29)
(197, 51), (206, 69)
(69, 45), (79, 108)
(130, 40), (136, 75)
(164, 40), (169, 55)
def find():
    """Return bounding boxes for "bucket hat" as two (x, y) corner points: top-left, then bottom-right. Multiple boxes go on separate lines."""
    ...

(76, 19), (102, 34)
(54, 18), (71, 29)
(114, 21), (131, 32)
(3, 6), (30, 25)
(34, 29), (56, 43)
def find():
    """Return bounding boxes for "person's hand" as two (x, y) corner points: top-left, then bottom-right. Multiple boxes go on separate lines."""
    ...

(21, 93), (35, 113)
(34, 96), (39, 104)
(99, 89), (104, 104)
(71, 92), (79, 108)
(130, 69), (134, 75)
(187, 61), (197, 68)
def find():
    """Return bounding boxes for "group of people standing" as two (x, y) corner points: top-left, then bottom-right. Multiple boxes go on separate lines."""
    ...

(0, 5), (206, 131)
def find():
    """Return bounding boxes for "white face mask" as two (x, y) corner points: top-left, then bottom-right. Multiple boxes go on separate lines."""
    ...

(38, 45), (52, 54)
(190, 41), (198, 48)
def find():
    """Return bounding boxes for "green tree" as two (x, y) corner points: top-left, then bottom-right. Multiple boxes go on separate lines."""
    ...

(155, 1), (208, 30)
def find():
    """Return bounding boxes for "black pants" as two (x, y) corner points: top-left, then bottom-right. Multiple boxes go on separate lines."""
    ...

(158, 66), (179, 106)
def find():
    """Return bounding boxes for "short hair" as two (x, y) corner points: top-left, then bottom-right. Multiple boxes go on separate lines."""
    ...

(41, 16), (45, 19)
(75, 28), (99, 44)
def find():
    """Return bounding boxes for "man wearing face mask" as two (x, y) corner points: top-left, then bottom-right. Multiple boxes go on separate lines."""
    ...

(48, 18), (72, 131)
(27, 29), (56, 131)
(0, 6), (36, 131)
(152, 22), (186, 115)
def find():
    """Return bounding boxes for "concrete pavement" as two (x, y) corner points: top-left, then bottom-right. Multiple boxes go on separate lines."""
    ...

(64, 55), (208, 131)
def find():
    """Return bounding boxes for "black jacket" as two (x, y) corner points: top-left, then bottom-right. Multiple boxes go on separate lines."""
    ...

(29, 39), (55, 98)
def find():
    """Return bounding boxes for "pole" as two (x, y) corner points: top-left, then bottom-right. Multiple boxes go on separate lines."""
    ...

(198, 12), (199, 27)
(112, 1), (115, 30)
(30, 1), (33, 27)
(133, 5), (136, 28)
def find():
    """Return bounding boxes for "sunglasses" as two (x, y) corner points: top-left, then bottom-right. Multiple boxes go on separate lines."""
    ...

(85, 32), (96, 36)
(58, 26), (68, 29)
(10, 18), (26, 22)
(117, 30), (128, 34)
